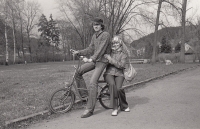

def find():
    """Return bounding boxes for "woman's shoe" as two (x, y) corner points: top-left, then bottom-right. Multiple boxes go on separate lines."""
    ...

(124, 107), (130, 112)
(111, 109), (118, 116)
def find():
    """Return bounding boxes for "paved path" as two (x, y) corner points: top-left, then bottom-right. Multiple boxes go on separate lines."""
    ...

(26, 68), (200, 129)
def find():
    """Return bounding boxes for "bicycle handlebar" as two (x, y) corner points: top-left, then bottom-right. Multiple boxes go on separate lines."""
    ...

(70, 49), (86, 61)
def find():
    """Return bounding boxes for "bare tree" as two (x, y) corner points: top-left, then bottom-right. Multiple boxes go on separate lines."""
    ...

(100, 0), (150, 36)
(57, 20), (71, 60)
(0, 0), (26, 64)
(57, 0), (150, 50)
(0, 0), (9, 65)
(188, 17), (200, 63)
(58, 0), (94, 49)
(22, 0), (41, 62)
(57, 19), (84, 60)
(195, 18), (200, 63)
(7, 0), (19, 64)
(147, 0), (189, 63)
(14, 0), (26, 62)
(180, 0), (187, 63)
(161, 0), (188, 63)
(152, 0), (164, 63)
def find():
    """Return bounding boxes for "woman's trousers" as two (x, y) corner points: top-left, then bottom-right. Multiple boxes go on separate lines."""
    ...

(104, 74), (128, 110)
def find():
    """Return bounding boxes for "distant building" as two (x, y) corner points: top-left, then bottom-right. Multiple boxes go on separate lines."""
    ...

(129, 47), (137, 58)
(185, 43), (194, 54)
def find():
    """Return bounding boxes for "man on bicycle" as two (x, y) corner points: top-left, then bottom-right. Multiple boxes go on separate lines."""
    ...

(71, 17), (111, 118)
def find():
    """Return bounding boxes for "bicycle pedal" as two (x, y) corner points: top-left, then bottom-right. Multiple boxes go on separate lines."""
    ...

(82, 100), (87, 103)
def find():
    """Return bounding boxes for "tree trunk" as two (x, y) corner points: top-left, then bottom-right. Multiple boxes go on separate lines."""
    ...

(20, 15), (25, 62)
(152, 0), (163, 64)
(4, 0), (9, 66)
(12, 10), (16, 64)
(180, 0), (187, 63)
(53, 45), (55, 62)
(27, 31), (32, 62)
(5, 20), (9, 65)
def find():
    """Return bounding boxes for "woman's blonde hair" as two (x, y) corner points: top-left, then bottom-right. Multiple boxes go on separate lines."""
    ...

(112, 35), (131, 57)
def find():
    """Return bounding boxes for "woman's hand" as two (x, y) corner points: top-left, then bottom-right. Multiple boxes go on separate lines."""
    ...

(82, 58), (93, 63)
(82, 57), (89, 62)
(104, 54), (112, 61)
(87, 59), (93, 63)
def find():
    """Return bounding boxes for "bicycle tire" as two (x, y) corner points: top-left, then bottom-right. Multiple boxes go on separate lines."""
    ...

(99, 85), (112, 109)
(49, 87), (75, 114)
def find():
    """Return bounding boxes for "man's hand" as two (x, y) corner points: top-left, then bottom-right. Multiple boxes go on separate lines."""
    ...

(70, 49), (79, 56)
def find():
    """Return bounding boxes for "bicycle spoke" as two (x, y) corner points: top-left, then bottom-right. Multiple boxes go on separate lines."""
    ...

(99, 85), (112, 109)
(49, 88), (75, 113)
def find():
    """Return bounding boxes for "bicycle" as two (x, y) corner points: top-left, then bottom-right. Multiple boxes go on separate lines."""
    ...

(49, 54), (111, 114)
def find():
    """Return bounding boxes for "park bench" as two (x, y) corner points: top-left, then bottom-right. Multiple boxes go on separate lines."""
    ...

(130, 59), (150, 64)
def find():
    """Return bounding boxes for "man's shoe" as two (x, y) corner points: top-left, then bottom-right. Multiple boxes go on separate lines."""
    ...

(81, 110), (93, 118)
(111, 109), (118, 116)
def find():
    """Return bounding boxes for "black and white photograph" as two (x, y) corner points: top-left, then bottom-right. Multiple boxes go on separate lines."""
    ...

(0, 0), (200, 129)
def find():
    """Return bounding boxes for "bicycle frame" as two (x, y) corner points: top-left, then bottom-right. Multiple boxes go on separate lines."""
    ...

(66, 55), (108, 101)
(65, 55), (89, 101)
(49, 55), (111, 114)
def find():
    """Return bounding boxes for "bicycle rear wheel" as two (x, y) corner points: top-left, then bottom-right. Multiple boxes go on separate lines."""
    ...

(99, 85), (112, 109)
(49, 87), (75, 113)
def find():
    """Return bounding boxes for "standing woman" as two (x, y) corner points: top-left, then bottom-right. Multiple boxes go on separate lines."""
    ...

(104, 35), (130, 116)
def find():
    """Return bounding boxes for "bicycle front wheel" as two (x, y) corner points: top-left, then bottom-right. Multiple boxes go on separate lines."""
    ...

(99, 85), (112, 109)
(49, 88), (75, 114)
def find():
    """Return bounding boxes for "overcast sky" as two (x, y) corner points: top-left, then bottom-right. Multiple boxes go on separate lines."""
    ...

(35, 0), (200, 19)
(37, 0), (58, 18)
(33, 0), (200, 39)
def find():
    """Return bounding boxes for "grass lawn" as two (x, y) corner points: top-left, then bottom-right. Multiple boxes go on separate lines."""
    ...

(0, 61), (199, 124)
